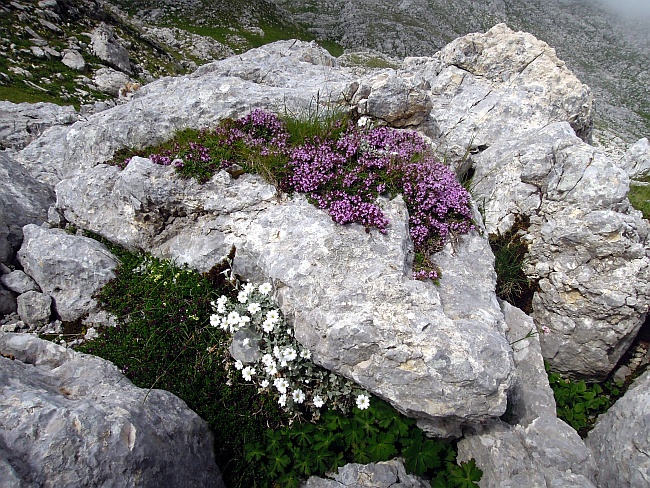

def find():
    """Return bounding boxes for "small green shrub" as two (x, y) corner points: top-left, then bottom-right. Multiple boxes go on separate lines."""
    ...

(489, 221), (533, 308)
(629, 178), (650, 220)
(546, 362), (624, 437)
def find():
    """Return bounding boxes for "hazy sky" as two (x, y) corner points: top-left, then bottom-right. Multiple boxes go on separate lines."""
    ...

(596, 0), (650, 21)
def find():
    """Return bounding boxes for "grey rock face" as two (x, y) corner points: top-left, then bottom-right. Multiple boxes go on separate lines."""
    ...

(457, 300), (597, 488)
(0, 333), (225, 488)
(470, 122), (650, 379)
(16, 290), (51, 327)
(303, 459), (430, 488)
(56, 157), (514, 434)
(405, 24), (593, 167)
(0, 152), (54, 264)
(586, 369), (650, 488)
(17, 225), (118, 322)
(90, 23), (131, 73)
(622, 137), (650, 178)
(61, 49), (86, 71)
(0, 100), (78, 150)
(0, 285), (17, 315)
(92, 67), (131, 96)
(0, 270), (39, 294)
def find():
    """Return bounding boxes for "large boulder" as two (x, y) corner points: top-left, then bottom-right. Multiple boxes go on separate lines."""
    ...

(0, 152), (54, 264)
(586, 369), (650, 488)
(90, 23), (131, 74)
(621, 137), (650, 179)
(0, 101), (78, 150)
(470, 122), (650, 379)
(0, 333), (225, 487)
(17, 225), (119, 322)
(457, 301), (597, 488)
(56, 157), (514, 437)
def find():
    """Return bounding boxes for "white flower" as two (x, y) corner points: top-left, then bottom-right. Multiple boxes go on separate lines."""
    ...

(274, 377), (289, 394)
(247, 302), (261, 314)
(266, 310), (280, 324)
(313, 395), (324, 408)
(282, 347), (297, 362)
(261, 353), (275, 366)
(216, 295), (228, 313)
(259, 282), (272, 295)
(265, 364), (277, 375)
(260, 379), (269, 388)
(273, 346), (282, 359)
(300, 348), (311, 359)
(238, 315), (251, 327)
(209, 314), (221, 327)
(242, 366), (255, 381)
(243, 283), (255, 295)
(262, 319), (275, 333)
(242, 338), (250, 347)
(292, 389), (306, 404)
(237, 291), (249, 303)
(234, 360), (243, 371)
(356, 394), (370, 410)
(227, 311), (241, 326)
(217, 303), (227, 314)
(278, 394), (287, 407)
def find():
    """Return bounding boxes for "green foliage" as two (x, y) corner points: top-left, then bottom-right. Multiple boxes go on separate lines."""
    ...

(546, 362), (624, 437)
(629, 177), (650, 220)
(77, 247), (291, 487)
(247, 397), (481, 486)
(488, 219), (534, 308)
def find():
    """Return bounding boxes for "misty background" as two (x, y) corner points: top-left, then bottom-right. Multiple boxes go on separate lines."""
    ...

(597, 0), (650, 22)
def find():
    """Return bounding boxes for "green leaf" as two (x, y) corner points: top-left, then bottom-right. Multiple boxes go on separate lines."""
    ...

(367, 432), (397, 462)
(244, 441), (265, 463)
(448, 459), (483, 488)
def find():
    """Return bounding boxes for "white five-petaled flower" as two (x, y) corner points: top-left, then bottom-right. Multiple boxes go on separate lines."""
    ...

(260, 379), (269, 388)
(273, 346), (282, 359)
(356, 394), (370, 410)
(262, 319), (275, 333)
(241, 366), (255, 381)
(242, 338), (250, 347)
(292, 389), (306, 404)
(278, 394), (287, 407)
(266, 310), (280, 324)
(265, 364), (278, 375)
(259, 282), (272, 295)
(261, 353), (275, 366)
(234, 360), (243, 371)
(313, 395), (324, 408)
(282, 347), (297, 362)
(300, 349), (311, 359)
(273, 377), (289, 394)
(209, 314), (220, 327)
(237, 291), (249, 303)
(247, 302), (261, 314)
(216, 295), (228, 313)
(243, 283), (255, 295)
(227, 311), (241, 326)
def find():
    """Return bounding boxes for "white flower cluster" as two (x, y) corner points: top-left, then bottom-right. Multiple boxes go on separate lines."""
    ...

(211, 281), (370, 415)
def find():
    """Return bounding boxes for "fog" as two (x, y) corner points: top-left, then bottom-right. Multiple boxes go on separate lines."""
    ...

(596, 0), (650, 22)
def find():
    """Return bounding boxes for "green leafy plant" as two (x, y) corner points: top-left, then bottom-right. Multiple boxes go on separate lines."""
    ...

(629, 176), (650, 220)
(546, 362), (624, 437)
(247, 397), (481, 486)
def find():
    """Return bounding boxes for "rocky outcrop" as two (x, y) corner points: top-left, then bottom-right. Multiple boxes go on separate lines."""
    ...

(622, 137), (650, 179)
(303, 459), (429, 488)
(90, 23), (131, 74)
(586, 369), (650, 488)
(0, 152), (54, 265)
(457, 301), (597, 488)
(0, 101), (78, 150)
(17, 225), (118, 323)
(56, 157), (514, 437)
(0, 333), (225, 488)
(470, 122), (650, 379)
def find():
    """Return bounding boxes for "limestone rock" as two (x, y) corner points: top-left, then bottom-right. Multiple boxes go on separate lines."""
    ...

(303, 459), (429, 488)
(0, 100), (78, 150)
(470, 122), (650, 379)
(457, 301), (597, 488)
(586, 369), (650, 488)
(92, 67), (131, 96)
(0, 333), (225, 487)
(61, 49), (86, 71)
(622, 138), (650, 179)
(16, 290), (51, 327)
(404, 23), (593, 168)
(90, 23), (131, 73)
(56, 157), (514, 435)
(0, 152), (54, 264)
(0, 284), (17, 315)
(0, 270), (39, 294)
(17, 225), (118, 322)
